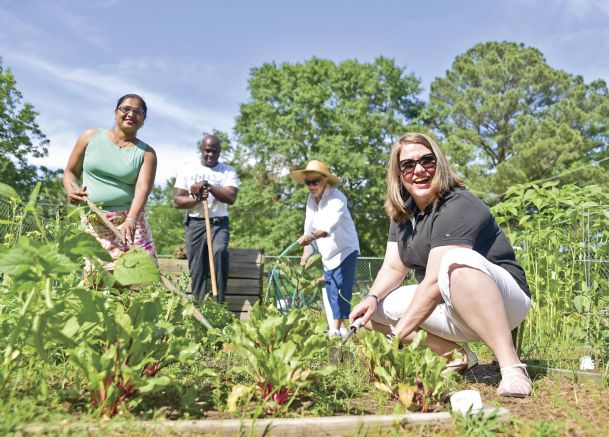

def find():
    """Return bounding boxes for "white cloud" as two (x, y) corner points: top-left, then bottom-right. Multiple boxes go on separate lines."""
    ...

(7, 52), (233, 132)
(29, 131), (78, 170)
(43, 2), (109, 51)
(0, 10), (40, 39)
(83, 0), (120, 8)
(515, 0), (609, 18)
(562, 0), (609, 17)
(154, 142), (200, 184)
(8, 51), (234, 185)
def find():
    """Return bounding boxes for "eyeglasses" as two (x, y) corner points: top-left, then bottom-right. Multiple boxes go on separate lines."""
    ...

(117, 105), (145, 118)
(398, 154), (436, 174)
(304, 179), (322, 186)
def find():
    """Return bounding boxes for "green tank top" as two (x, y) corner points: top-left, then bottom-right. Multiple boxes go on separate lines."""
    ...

(82, 129), (147, 211)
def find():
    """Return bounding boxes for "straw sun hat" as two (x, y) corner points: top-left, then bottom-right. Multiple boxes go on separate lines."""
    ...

(289, 160), (340, 186)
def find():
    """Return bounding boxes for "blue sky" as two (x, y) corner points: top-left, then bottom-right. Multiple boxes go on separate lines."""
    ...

(1, 0), (609, 184)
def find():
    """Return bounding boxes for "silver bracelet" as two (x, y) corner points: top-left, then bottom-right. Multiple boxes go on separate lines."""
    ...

(125, 217), (137, 222)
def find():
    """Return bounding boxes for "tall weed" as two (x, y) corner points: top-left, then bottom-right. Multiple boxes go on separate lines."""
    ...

(493, 182), (609, 364)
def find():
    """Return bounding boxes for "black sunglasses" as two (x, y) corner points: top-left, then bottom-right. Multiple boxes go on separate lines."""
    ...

(304, 179), (322, 186)
(398, 153), (436, 174)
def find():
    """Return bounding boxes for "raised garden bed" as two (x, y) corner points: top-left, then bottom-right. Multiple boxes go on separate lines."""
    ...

(22, 406), (509, 435)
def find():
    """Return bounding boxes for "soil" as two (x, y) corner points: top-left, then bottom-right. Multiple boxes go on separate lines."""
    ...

(16, 359), (609, 436)
(462, 361), (609, 436)
(182, 360), (609, 435)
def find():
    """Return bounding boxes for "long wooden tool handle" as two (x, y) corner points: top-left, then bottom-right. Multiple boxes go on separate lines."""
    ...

(71, 181), (216, 332)
(203, 200), (218, 297)
(160, 276), (215, 331)
(70, 181), (131, 247)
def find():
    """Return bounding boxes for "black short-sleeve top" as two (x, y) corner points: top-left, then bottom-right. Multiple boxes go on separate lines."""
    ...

(388, 188), (530, 297)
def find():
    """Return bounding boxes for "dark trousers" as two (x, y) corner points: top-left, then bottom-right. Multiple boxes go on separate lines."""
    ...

(184, 215), (230, 302)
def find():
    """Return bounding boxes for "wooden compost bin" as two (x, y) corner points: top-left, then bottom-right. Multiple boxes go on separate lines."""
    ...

(159, 248), (264, 320)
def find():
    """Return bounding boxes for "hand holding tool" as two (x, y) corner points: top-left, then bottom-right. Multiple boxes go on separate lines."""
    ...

(200, 181), (218, 299)
(341, 317), (364, 345)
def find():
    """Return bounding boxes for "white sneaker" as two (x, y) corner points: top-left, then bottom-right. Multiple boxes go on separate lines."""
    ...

(325, 329), (341, 337)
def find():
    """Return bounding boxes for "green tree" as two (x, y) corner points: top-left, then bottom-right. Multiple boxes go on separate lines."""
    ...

(428, 42), (609, 200)
(232, 57), (424, 255)
(147, 177), (185, 256)
(0, 58), (50, 195)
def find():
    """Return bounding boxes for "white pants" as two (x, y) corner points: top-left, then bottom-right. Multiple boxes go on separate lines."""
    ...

(371, 248), (531, 342)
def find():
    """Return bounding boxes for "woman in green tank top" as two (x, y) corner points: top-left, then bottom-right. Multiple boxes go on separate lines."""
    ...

(63, 94), (158, 273)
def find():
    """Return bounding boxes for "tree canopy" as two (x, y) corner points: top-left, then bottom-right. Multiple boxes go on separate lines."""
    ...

(5, 44), (609, 257)
(231, 56), (424, 255)
(429, 42), (609, 200)
(0, 58), (50, 195)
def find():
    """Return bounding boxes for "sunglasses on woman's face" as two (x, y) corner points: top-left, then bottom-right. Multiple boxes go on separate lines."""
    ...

(304, 179), (322, 186)
(398, 153), (437, 174)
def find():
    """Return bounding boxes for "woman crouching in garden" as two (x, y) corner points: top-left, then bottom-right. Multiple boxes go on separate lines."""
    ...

(349, 132), (532, 397)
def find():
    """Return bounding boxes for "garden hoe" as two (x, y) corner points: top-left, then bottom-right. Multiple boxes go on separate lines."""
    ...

(70, 182), (216, 332)
(201, 184), (219, 299)
(341, 317), (364, 345)
(329, 317), (363, 363)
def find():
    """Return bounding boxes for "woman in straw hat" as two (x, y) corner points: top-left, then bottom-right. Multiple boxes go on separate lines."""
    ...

(290, 160), (360, 337)
(348, 133), (532, 397)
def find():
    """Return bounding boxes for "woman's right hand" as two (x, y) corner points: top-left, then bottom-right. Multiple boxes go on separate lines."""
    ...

(298, 232), (316, 247)
(67, 185), (88, 204)
(349, 294), (378, 326)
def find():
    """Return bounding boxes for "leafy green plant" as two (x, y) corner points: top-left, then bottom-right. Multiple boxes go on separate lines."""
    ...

(453, 407), (506, 436)
(493, 182), (609, 364)
(62, 288), (199, 416)
(0, 183), (201, 416)
(265, 245), (324, 311)
(519, 418), (566, 437)
(223, 303), (333, 414)
(359, 330), (446, 412)
(0, 228), (110, 388)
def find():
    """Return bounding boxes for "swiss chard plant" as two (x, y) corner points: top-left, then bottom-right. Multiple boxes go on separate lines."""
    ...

(223, 303), (333, 414)
(0, 183), (202, 416)
(59, 286), (200, 416)
(359, 330), (446, 412)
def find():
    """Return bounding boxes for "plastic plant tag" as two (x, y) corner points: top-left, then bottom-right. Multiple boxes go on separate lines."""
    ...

(579, 355), (594, 371)
(450, 389), (483, 414)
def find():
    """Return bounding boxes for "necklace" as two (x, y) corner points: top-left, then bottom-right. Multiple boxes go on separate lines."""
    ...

(110, 128), (133, 149)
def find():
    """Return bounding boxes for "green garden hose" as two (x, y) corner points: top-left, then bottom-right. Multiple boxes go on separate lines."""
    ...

(265, 240), (322, 312)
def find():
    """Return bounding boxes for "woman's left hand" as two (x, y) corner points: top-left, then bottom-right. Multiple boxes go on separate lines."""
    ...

(120, 217), (137, 245)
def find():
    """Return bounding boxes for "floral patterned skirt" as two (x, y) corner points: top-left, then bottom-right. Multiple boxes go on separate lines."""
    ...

(80, 210), (158, 271)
